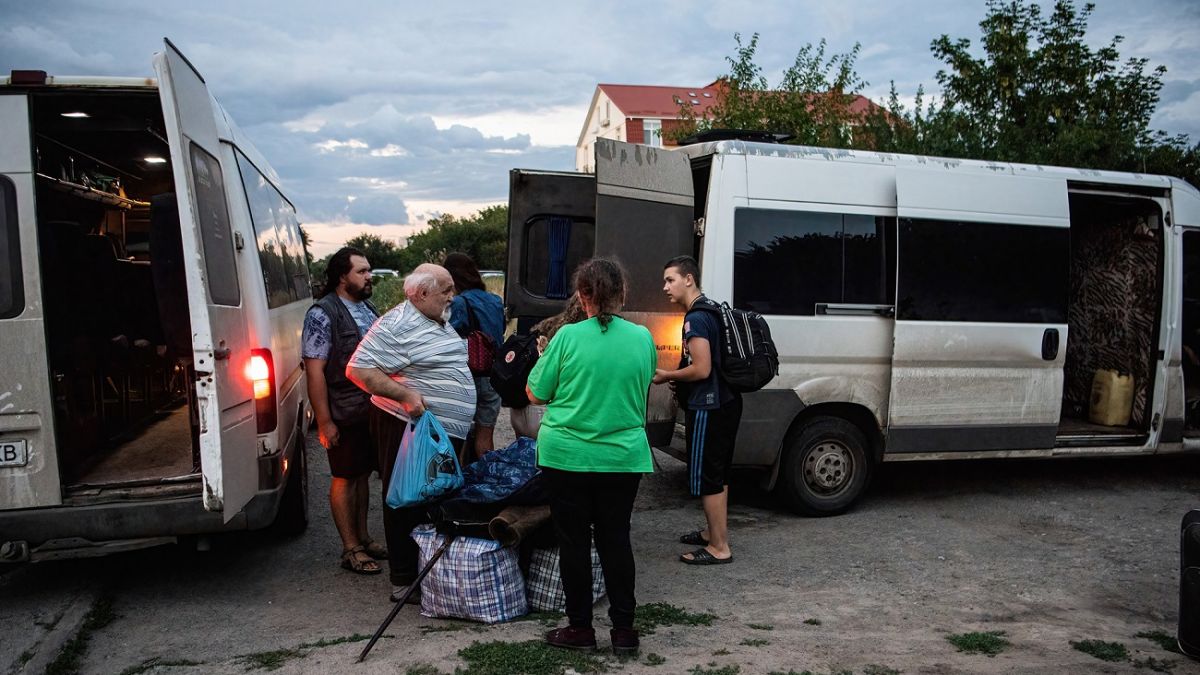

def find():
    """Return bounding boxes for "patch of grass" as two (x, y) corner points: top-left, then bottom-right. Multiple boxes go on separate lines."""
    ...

(1136, 630), (1183, 654)
(1071, 639), (1129, 662)
(946, 630), (1010, 657)
(739, 638), (770, 647)
(712, 648), (731, 656)
(688, 666), (740, 675)
(747, 622), (774, 630)
(421, 622), (474, 635)
(457, 639), (607, 675)
(1132, 656), (1176, 672)
(46, 596), (118, 675)
(119, 658), (205, 675)
(514, 611), (565, 628)
(238, 648), (307, 671)
(297, 633), (372, 649)
(803, 618), (822, 626)
(634, 603), (717, 636)
(644, 653), (667, 666)
(863, 666), (902, 675)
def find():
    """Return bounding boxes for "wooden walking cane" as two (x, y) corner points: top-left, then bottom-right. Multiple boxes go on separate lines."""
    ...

(357, 533), (457, 663)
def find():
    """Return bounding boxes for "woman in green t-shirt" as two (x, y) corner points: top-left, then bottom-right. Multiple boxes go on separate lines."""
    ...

(526, 258), (657, 656)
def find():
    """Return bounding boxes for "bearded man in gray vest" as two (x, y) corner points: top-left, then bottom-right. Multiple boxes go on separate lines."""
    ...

(302, 247), (383, 575)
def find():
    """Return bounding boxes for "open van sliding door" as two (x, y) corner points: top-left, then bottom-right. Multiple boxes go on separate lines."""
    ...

(0, 94), (62, 509)
(154, 40), (256, 520)
(594, 139), (695, 446)
(885, 166), (1070, 455)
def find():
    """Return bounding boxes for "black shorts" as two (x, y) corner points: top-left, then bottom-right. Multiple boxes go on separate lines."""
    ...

(684, 396), (743, 497)
(326, 419), (375, 479)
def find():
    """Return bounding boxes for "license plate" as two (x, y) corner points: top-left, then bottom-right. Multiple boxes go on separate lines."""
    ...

(0, 439), (28, 467)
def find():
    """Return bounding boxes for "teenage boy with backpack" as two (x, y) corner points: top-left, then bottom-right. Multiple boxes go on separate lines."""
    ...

(653, 255), (742, 565)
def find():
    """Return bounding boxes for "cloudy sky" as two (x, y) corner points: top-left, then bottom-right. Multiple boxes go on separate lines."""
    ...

(3, 0), (1198, 257)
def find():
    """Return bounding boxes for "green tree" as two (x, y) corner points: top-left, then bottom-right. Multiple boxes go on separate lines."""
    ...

(344, 233), (405, 271)
(669, 33), (869, 148)
(397, 204), (507, 272)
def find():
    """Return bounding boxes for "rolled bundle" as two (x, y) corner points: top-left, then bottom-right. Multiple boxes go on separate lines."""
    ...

(488, 504), (552, 547)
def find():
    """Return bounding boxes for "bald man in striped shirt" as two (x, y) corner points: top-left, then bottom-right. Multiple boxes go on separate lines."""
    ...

(347, 263), (476, 603)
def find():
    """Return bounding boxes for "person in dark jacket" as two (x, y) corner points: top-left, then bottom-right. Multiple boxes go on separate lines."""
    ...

(302, 247), (382, 575)
(443, 252), (506, 457)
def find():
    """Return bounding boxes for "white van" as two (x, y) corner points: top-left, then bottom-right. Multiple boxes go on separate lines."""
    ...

(0, 40), (312, 562)
(506, 138), (1200, 516)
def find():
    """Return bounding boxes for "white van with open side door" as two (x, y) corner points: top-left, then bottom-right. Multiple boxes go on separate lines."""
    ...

(506, 138), (1200, 516)
(0, 40), (312, 563)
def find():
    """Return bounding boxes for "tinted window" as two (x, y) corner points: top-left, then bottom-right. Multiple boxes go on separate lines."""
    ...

(0, 176), (21, 318)
(189, 144), (240, 306)
(521, 215), (595, 298)
(235, 150), (311, 308)
(897, 218), (1068, 323)
(733, 207), (894, 315)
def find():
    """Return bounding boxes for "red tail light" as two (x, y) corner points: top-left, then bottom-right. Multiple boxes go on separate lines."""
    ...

(246, 348), (277, 433)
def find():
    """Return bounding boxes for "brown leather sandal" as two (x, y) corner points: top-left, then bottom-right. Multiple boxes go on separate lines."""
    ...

(341, 545), (382, 575)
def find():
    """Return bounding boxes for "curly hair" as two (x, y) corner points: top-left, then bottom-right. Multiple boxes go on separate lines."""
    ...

(531, 293), (587, 339)
(321, 246), (367, 298)
(572, 258), (626, 332)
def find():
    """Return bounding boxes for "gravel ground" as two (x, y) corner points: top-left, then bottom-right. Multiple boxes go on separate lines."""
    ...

(3, 412), (1200, 674)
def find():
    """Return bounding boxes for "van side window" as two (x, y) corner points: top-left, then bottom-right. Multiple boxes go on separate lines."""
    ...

(189, 144), (241, 306)
(733, 207), (895, 315)
(0, 176), (22, 319)
(896, 218), (1068, 323)
(234, 150), (312, 308)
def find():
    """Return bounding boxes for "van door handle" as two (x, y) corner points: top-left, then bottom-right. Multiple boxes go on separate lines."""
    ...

(213, 347), (232, 361)
(1042, 328), (1060, 361)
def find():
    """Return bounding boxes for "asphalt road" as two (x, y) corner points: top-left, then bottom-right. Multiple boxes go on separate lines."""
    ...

(4, 416), (1200, 674)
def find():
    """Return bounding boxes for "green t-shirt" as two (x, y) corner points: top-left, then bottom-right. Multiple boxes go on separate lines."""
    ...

(527, 316), (657, 473)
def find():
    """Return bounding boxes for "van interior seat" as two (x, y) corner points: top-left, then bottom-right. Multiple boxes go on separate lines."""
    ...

(149, 193), (192, 359)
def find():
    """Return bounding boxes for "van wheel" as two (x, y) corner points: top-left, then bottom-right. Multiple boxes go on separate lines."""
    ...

(777, 416), (872, 516)
(273, 441), (309, 535)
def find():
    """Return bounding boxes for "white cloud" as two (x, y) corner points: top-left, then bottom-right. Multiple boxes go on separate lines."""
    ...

(433, 105), (587, 147)
(314, 138), (368, 153)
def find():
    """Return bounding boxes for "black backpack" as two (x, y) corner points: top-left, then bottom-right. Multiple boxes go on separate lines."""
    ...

(691, 297), (779, 393)
(489, 333), (540, 408)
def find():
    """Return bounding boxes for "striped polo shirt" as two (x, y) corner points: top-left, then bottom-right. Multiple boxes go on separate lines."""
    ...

(347, 300), (476, 439)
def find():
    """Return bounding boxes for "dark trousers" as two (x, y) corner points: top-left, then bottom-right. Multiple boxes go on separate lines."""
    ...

(543, 467), (642, 629)
(369, 406), (464, 586)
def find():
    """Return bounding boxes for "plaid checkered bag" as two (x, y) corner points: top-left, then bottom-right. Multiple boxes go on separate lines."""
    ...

(411, 525), (527, 623)
(525, 546), (606, 612)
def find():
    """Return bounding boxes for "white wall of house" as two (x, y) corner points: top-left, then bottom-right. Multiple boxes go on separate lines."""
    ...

(576, 89), (628, 173)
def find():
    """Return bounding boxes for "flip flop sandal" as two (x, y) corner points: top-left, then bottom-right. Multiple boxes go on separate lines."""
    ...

(341, 545), (382, 575)
(680, 547), (733, 565)
(362, 538), (388, 560)
(679, 530), (709, 546)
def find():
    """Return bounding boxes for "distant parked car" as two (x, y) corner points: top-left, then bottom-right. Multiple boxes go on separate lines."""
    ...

(372, 268), (400, 279)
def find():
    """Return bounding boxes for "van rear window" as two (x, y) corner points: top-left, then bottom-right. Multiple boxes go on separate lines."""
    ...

(190, 144), (241, 306)
(733, 207), (894, 315)
(0, 176), (22, 319)
(235, 150), (311, 309)
(896, 218), (1068, 323)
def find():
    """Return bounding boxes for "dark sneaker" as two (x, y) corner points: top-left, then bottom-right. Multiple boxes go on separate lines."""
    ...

(610, 627), (640, 656)
(390, 584), (422, 605)
(545, 626), (597, 651)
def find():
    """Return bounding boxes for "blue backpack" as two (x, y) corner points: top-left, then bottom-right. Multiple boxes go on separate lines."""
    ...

(386, 413), (464, 509)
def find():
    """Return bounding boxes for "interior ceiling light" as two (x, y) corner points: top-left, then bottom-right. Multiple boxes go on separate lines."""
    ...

(144, 156), (167, 164)
(61, 111), (89, 118)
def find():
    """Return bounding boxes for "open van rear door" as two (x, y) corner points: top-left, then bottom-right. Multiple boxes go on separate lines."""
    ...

(594, 139), (695, 446)
(886, 166), (1070, 453)
(154, 40), (256, 520)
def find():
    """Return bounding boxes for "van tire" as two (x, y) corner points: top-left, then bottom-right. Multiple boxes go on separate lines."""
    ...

(777, 416), (871, 516)
(273, 442), (309, 535)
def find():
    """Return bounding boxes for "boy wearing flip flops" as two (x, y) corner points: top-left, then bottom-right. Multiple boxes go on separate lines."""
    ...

(653, 256), (743, 565)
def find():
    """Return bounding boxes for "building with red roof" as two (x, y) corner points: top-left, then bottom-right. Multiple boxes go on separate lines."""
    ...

(575, 81), (880, 172)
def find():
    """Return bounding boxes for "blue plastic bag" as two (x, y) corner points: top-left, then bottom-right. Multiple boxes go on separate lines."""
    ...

(386, 413), (464, 509)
